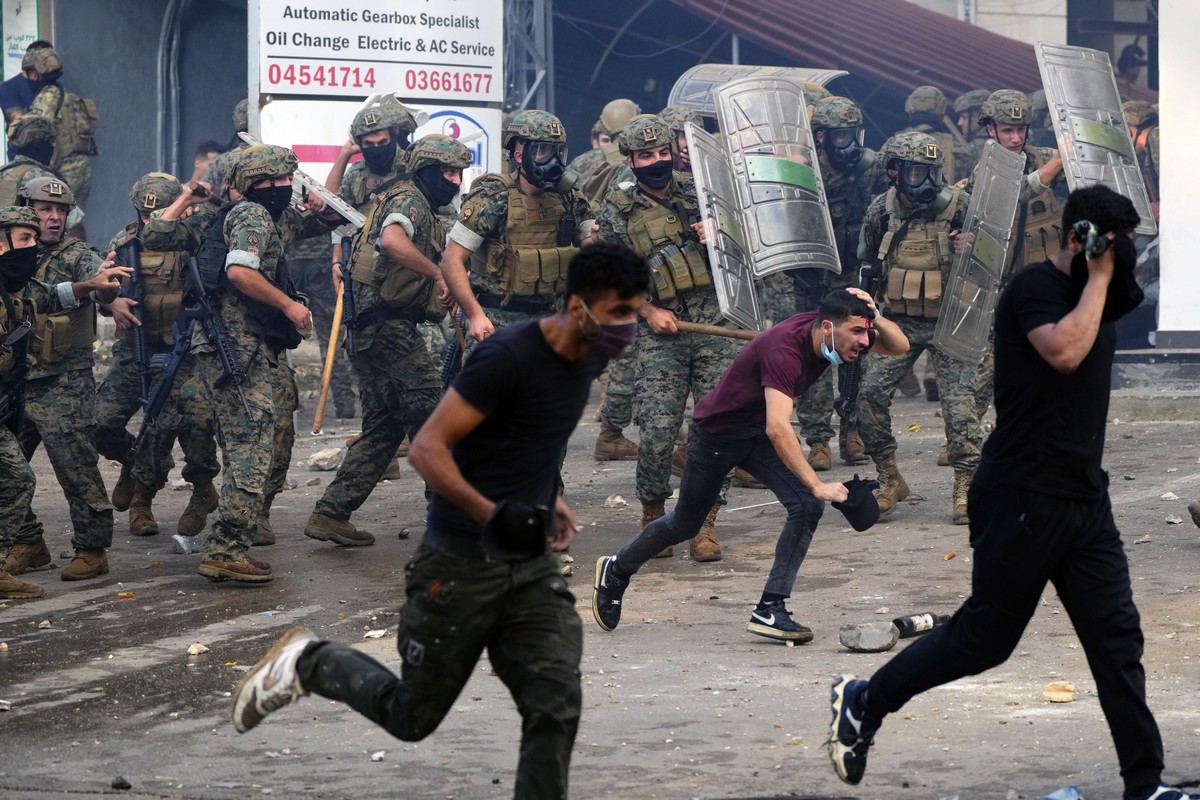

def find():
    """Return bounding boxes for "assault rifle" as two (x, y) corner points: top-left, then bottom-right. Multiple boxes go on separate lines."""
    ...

(339, 234), (356, 353)
(0, 319), (31, 434)
(184, 256), (251, 417)
(115, 236), (152, 404)
(128, 319), (195, 457)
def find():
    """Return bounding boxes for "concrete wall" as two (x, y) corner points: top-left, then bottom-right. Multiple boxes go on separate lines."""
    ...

(906, 0), (1067, 45)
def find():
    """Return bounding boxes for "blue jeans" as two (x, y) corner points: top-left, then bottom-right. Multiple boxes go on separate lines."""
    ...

(614, 422), (824, 597)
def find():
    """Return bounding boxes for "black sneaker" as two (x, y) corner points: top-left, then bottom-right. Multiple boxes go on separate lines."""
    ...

(1125, 786), (1200, 800)
(828, 674), (877, 785)
(746, 599), (813, 642)
(592, 556), (628, 632)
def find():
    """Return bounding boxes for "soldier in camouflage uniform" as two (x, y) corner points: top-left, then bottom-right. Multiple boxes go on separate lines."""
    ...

(286, 235), (357, 417)
(194, 144), (339, 583)
(0, 116), (60, 205)
(895, 86), (973, 184)
(856, 132), (984, 525)
(441, 110), (595, 345)
(95, 173), (220, 539)
(0, 206), (45, 599)
(327, 105), (418, 236)
(1, 178), (128, 581)
(566, 98), (640, 187)
(597, 114), (742, 562)
(952, 88), (992, 175)
(305, 135), (472, 546)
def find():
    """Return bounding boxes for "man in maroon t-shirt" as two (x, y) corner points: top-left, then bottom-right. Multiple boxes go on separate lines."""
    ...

(593, 289), (908, 641)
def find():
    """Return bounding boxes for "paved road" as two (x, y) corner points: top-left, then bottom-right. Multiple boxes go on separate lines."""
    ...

(2, 385), (1199, 800)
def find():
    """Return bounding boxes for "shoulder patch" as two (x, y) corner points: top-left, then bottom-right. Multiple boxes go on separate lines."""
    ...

(461, 206), (473, 220)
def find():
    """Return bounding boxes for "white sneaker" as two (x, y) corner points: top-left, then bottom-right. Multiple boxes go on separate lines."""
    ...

(231, 626), (319, 733)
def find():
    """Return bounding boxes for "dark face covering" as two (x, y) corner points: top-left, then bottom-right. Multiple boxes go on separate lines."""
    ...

(632, 157), (673, 189)
(1070, 233), (1143, 323)
(0, 245), (40, 293)
(244, 184), (293, 221)
(16, 142), (53, 166)
(412, 164), (459, 209)
(360, 139), (398, 175)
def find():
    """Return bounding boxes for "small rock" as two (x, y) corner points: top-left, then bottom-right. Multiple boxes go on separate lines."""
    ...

(37, 620), (52, 630)
(306, 477), (321, 487)
(398, 527), (411, 539)
(1160, 492), (1179, 502)
(1134, 534), (1153, 544)
(0, 641), (8, 652)
(1166, 515), (1184, 525)
(187, 643), (210, 656)
(309, 448), (344, 471)
(172, 534), (204, 555)
(0, 699), (11, 711)
(603, 494), (627, 509)
(283, 478), (298, 490)
(1123, 474), (1135, 481)
(874, 607), (890, 614)
(559, 553), (574, 564)
(370, 750), (386, 762)
(839, 621), (899, 653)
(171, 479), (189, 491)
(1042, 680), (1077, 703)
(1167, 468), (1179, 473)
(363, 629), (387, 639)
(112, 776), (132, 790)
(559, 564), (573, 578)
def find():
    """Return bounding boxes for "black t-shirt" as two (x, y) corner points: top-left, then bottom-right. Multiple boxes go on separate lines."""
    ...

(426, 319), (606, 537)
(975, 261), (1115, 500)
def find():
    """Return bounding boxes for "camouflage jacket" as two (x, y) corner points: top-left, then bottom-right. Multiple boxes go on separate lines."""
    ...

(0, 156), (58, 206)
(142, 202), (220, 255)
(567, 147), (606, 181)
(23, 237), (104, 379)
(338, 153), (406, 211)
(858, 188), (970, 266)
(818, 151), (871, 270)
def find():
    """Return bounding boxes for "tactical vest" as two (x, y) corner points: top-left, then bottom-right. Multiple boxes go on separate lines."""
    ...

(29, 239), (97, 365)
(469, 172), (577, 299)
(1011, 147), (1064, 268)
(349, 183), (446, 322)
(0, 162), (32, 206)
(0, 294), (31, 377)
(115, 224), (185, 345)
(44, 85), (99, 162)
(607, 181), (710, 302)
(878, 187), (962, 318)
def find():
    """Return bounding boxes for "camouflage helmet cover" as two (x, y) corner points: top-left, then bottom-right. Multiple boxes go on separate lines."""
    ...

(232, 99), (249, 133)
(204, 149), (242, 200)
(232, 143), (298, 194)
(21, 46), (61, 75)
(599, 98), (641, 134)
(883, 131), (943, 167)
(1122, 99), (1157, 128)
(810, 96), (863, 129)
(658, 104), (703, 133)
(801, 81), (833, 105)
(904, 85), (948, 118)
(18, 176), (75, 207)
(617, 114), (673, 156)
(129, 172), (183, 213)
(0, 205), (43, 236)
(7, 114), (56, 147)
(952, 88), (991, 115)
(502, 109), (567, 149)
(350, 105), (417, 141)
(979, 89), (1033, 126)
(405, 134), (473, 173)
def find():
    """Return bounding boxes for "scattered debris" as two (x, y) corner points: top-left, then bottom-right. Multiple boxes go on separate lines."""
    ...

(1160, 492), (1179, 502)
(37, 620), (52, 630)
(370, 751), (386, 762)
(603, 495), (627, 509)
(111, 776), (132, 790)
(943, 551), (957, 561)
(172, 534), (203, 555)
(0, 642), (8, 652)
(1134, 534), (1153, 544)
(1042, 681), (1077, 703)
(1123, 474), (1135, 481)
(363, 630), (387, 639)
(117, 592), (136, 600)
(0, 699), (11, 711)
(306, 477), (321, 487)
(1165, 515), (1184, 525)
(398, 527), (411, 539)
(309, 448), (344, 471)
(186, 643), (210, 656)
(839, 621), (899, 653)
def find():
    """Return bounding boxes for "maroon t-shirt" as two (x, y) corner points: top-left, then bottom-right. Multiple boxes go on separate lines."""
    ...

(693, 312), (828, 432)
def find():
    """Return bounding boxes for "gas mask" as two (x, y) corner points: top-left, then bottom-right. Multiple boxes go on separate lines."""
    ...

(519, 140), (568, 191)
(822, 126), (865, 171)
(897, 161), (943, 208)
(413, 164), (460, 209)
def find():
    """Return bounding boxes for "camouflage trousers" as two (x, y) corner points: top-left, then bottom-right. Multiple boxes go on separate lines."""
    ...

(462, 303), (553, 360)
(599, 338), (638, 431)
(635, 291), (742, 504)
(315, 320), (441, 520)
(0, 425), (35, 546)
(198, 346), (297, 559)
(795, 367), (851, 445)
(857, 314), (986, 471)
(291, 250), (357, 416)
(15, 369), (114, 551)
(94, 338), (219, 492)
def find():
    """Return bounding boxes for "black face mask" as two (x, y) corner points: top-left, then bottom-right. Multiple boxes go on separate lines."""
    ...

(0, 244), (40, 293)
(244, 184), (293, 221)
(632, 157), (673, 189)
(15, 141), (54, 166)
(412, 164), (459, 209)
(1069, 232), (1143, 323)
(360, 139), (398, 175)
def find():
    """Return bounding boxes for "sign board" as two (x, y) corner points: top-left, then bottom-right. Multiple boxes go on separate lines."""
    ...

(2, 0), (39, 82)
(251, 0), (503, 104)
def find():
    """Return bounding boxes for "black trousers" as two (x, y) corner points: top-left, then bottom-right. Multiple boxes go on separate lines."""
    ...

(864, 482), (1165, 792)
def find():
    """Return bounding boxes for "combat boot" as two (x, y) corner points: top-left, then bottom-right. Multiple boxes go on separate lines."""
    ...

(111, 462), (135, 512)
(396, 435), (410, 458)
(593, 425), (638, 461)
(952, 468), (972, 525)
(838, 423), (869, 465)
(2, 536), (51, 575)
(253, 494), (277, 546)
(128, 484), (160, 537)
(925, 377), (940, 402)
(937, 445), (950, 467)
(898, 369), (920, 398)
(873, 453), (910, 518)
(303, 511), (375, 547)
(670, 443), (687, 477)
(0, 569), (43, 599)
(178, 481), (219, 537)
(690, 504), (722, 562)
(62, 549), (109, 581)
(641, 500), (671, 558)
(808, 442), (832, 472)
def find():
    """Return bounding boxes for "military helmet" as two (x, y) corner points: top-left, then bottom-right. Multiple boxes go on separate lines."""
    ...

(979, 90), (1033, 127)
(406, 134), (473, 173)
(952, 89), (991, 115)
(590, 118), (606, 138)
(1122, 99), (1157, 128)
(204, 149), (242, 199)
(801, 82), (833, 106)
(21, 46), (61, 75)
(599, 99), (641, 134)
(1029, 89), (1048, 113)
(231, 143), (298, 194)
(810, 96), (863, 130)
(0, 205), (43, 236)
(129, 172), (182, 214)
(904, 85), (948, 118)
(882, 131), (942, 167)
(617, 114), (673, 156)
(7, 114), (56, 147)
(502, 109), (567, 149)
(18, 176), (75, 207)
(658, 104), (703, 133)
(232, 99), (249, 133)
(350, 105), (417, 141)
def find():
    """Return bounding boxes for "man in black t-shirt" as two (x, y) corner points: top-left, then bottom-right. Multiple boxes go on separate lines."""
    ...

(828, 186), (1198, 800)
(229, 242), (649, 800)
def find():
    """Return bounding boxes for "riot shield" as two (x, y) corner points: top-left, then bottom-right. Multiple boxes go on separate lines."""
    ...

(668, 64), (847, 118)
(686, 122), (761, 331)
(1036, 43), (1157, 235)
(934, 141), (1027, 364)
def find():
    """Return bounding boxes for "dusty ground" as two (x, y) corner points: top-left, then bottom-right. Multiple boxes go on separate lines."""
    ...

(2, 350), (1199, 800)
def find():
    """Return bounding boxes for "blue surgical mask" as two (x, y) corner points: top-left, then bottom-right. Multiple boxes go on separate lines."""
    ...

(821, 328), (844, 365)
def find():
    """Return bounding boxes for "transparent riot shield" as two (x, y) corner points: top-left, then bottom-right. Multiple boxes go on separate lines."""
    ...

(934, 141), (1027, 364)
(686, 122), (762, 331)
(1037, 43), (1157, 235)
(668, 64), (847, 118)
